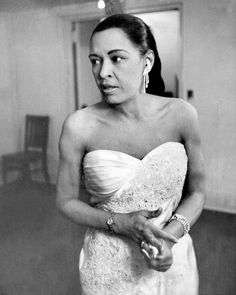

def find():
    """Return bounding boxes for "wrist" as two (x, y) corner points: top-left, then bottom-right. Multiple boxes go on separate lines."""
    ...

(106, 211), (116, 234)
(163, 220), (183, 242)
(169, 213), (190, 235)
(112, 213), (129, 236)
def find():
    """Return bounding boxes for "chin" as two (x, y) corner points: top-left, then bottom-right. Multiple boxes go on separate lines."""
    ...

(102, 95), (124, 105)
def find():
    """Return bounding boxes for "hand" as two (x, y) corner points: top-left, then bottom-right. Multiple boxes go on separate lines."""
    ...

(116, 208), (178, 245)
(141, 239), (173, 272)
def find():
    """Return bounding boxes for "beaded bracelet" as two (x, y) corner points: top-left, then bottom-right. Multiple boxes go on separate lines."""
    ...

(169, 213), (190, 235)
(106, 210), (116, 234)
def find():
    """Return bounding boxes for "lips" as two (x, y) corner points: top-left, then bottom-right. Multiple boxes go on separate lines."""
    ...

(100, 84), (118, 94)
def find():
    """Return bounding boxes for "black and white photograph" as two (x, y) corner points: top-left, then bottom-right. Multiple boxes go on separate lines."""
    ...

(0, 0), (235, 294)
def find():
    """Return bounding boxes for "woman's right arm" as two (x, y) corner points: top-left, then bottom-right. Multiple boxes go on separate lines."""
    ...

(56, 113), (112, 230)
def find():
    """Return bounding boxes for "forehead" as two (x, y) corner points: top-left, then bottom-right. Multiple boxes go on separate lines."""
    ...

(90, 28), (139, 53)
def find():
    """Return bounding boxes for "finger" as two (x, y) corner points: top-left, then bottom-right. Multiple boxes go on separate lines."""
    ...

(146, 208), (163, 219)
(149, 244), (159, 259)
(141, 248), (152, 260)
(151, 228), (178, 244)
(156, 243), (164, 255)
(156, 265), (171, 272)
(149, 259), (168, 271)
(140, 242), (153, 259)
(149, 259), (172, 272)
(142, 253), (160, 270)
(143, 232), (169, 252)
(143, 232), (163, 251)
(145, 257), (171, 272)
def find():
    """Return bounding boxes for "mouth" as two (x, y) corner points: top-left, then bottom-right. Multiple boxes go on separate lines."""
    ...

(100, 84), (118, 95)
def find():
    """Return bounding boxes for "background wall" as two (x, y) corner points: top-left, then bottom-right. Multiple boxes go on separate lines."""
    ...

(76, 19), (101, 108)
(0, 16), (18, 156)
(0, 10), (74, 183)
(182, 0), (236, 212)
(0, 0), (235, 212)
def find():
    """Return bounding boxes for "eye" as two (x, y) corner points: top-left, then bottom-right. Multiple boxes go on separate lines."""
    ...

(90, 58), (101, 65)
(111, 56), (123, 63)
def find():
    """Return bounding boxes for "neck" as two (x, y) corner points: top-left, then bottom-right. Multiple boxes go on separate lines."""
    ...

(109, 94), (149, 121)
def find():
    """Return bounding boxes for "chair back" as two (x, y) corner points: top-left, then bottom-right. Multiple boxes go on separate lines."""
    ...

(24, 115), (49, 152)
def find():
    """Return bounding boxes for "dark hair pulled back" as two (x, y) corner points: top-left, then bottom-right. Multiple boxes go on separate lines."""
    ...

(91, 13), (165, 96)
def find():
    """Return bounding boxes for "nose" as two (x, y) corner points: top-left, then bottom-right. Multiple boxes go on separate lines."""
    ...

(99, 60), (112, 79)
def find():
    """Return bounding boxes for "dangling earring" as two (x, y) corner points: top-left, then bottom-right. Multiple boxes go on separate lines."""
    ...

(144, 72), (149, 89)
(143, 63), (151, 92)
(142, 71), (149, 93)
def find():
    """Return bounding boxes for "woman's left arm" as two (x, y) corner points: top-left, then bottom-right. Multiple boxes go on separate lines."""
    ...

(164, 100), (206, 239)
(140, 101), (206, 272)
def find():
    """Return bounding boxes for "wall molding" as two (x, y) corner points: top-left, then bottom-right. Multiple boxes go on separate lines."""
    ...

(53, 0), (183, 20)
(204, 190), (236, 214)
(53, 1), (104, 20)
(204, 204), (236, 215)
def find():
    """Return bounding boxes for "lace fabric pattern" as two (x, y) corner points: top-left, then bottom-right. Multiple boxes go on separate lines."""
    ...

(80, 229), (150, 295)
(80, 143), (198, 295)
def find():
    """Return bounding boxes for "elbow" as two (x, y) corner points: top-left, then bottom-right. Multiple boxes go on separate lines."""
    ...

(56, 188), (78, 218)
(56, 190), (68, 215)
(194, 182), (206, 217)
(198, 190), (206, 213)
(56, 194), (65, 214)
(199, 176), (207, 210)
(192, 173), (206, 213)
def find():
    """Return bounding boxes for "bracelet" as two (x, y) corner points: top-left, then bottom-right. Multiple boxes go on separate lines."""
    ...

(169, 213), (190, 235)
(106, 211), (116, 234)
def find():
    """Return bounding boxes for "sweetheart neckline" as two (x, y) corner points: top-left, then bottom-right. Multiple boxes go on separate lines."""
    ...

(84, 141), (184, 162)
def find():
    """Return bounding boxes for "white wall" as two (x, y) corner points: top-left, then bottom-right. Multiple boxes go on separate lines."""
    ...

(77, 19), (101, 108)
(0, 16), (19, 156)
(182, 0), (236, 212)
(0, 10), (74, 184)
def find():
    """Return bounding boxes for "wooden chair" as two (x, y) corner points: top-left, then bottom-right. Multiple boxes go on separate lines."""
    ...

(2, 115), (50, 184)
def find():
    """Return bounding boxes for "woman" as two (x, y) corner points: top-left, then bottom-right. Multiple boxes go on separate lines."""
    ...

(56, 14), (205, 295)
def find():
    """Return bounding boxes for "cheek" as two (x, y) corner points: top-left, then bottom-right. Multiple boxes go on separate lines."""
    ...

(129, 62), (143, 79)
(122, 67), (143, 87)
(92, 66), (99, 77)
(92, 68), (101, 85)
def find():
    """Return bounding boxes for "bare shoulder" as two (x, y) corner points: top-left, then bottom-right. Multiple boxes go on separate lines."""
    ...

(61, 110), (89, 142)
(59, 104), (103, 157)
(170, 98), (198, 122)
(147, 95), (199, 132)
(147, 95), (194, 116)
(63, 102), (104, 134)
(170, 99), (201, 145)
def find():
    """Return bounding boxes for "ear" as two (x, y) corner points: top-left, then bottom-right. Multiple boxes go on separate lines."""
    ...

(143, 50), (155, 74)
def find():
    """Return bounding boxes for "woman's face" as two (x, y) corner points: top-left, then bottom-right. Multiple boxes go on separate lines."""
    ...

(89, 28), (145, 104)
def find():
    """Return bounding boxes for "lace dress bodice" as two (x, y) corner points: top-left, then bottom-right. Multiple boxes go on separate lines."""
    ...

(79, 142), (198, 295)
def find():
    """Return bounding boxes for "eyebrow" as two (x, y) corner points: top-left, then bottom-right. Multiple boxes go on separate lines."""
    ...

(108, 49), (129, 54)
(89, 49), (129, 58)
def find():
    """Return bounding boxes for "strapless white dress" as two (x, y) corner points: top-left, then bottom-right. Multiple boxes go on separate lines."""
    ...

(79, 142), (198, 295)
